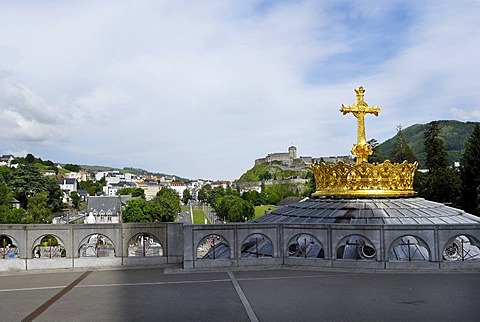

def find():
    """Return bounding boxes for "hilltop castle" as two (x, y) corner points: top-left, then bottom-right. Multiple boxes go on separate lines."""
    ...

(255, 146), (352, 166)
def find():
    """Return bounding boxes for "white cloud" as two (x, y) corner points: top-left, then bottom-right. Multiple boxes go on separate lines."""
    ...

(0, 84), (63, 142)
(450, 108), (480, 121)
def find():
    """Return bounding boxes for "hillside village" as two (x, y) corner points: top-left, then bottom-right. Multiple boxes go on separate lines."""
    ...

(0, 153), (231, 224)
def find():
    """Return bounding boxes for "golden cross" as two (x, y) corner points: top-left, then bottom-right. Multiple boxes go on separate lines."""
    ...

(340, 86), (381, 164)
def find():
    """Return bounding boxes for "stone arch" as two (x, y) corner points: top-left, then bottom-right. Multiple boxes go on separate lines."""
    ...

(78, 233), (115, 257)
(196, 233), (230, 259)
(287, 233), (324, 259)
(388, 235), (430, 261)
(127, 233), (163, 257)
(32, 234), (66, 258)
(443, 235), (480, 261)
(336, 234), (376, 260)
(240, 233), (273, 258)
(0, 234), (20, 259)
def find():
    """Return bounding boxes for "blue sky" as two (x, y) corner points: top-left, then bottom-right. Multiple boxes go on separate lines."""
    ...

(0, 0), (479, 180)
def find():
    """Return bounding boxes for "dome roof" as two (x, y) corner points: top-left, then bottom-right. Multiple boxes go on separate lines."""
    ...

(253, 197), (480, 225)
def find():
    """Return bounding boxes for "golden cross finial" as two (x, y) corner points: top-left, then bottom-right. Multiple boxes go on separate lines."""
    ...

(340, 86), (381, 164)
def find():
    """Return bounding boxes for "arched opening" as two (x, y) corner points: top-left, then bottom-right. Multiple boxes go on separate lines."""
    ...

(127, 233), (163, 256)
(241, 233), (273, 258)
(0, 235), (19, 259)
(388, 235), (430, 261)
(443, 235), (480, 261)
(287, 234), (324, 259)
(78, 234), (115, 257)
(196, 234), (230, 259)
(32, 234), (66, 258)
(336, 235), (376, 260)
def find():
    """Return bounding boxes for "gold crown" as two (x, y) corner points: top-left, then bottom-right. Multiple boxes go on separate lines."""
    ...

(312, 86), (418, 198)
(311, 160), (418, 198)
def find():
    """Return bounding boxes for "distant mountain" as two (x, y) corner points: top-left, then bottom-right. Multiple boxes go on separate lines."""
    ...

(375, 120), (479, 168)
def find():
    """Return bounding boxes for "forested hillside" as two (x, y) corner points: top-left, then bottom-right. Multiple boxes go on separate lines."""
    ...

(375, 120), (478, 168)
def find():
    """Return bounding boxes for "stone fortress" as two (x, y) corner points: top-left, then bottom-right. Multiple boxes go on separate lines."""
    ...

(255, 145), (352, 166)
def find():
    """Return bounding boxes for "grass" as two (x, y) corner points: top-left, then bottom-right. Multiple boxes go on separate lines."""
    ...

(181, 205), (210, 224)
(183, 205), (275, 222)
(254, 205), (277, 219)
(193, 207), (210, 224)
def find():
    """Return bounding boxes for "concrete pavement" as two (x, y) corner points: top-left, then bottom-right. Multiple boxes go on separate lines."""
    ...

(1, 267), (479, 321)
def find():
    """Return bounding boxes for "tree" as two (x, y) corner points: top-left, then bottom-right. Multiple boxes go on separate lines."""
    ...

(25, 153), (35, 164)
(424, 121), (449, 171)
(418, 122), (461, 206)
(63, 164), (81, 172)
(368, 138), (386, 163)
(78, 180), (104, 196)
(9, 164), (47, 209)
(43, 175), (63, 212)
(182, 189), (192, 204)
(116, 187), (145, 199)
(241, 190), (264, 206)
(70, 191), (82, 210)
(419, 168), (461, 206)
(0, 166), (12, 182)
(197, 184), (211, 203)
(27, 192), (53, 223)
(0, 181), (12, 207)
(215, 195), (254, 222)
(207, 186), (225, 207)
(123, 198), (152, 222)
(390, 125), (417, 163)
(460, 124), (480, 215)
(264, 191), (280, 205)
(151, 188), (181, 222)
(259, 171), (272, 181)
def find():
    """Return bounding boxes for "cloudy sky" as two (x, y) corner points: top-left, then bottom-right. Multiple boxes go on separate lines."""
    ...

(0, 1), (479, 180)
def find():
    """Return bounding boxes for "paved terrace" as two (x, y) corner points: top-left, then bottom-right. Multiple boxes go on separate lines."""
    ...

(1, 267), (479, 321)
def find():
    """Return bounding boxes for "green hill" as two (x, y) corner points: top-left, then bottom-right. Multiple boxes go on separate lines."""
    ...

(237, 161), (309, 183)
(375, 120), (479, 168)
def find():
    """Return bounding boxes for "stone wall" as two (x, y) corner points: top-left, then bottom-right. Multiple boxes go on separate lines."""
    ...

(1, 222), (480, 272)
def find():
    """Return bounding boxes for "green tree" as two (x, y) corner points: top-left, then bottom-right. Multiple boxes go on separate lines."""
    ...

(9, 164), (47, 209)
(44, 175), (63, 212)
(225, 186), (240, 197)
(116, 187), (145, 199)
(390, 125), (417, 163)
(197, 184), (211, 203)
(419, 168), (461, 206)
(0, 181), (12, 206)
(123, 198), (152, 222)
(207, 186), (225, 207)
(424, 121), (449, 171)
(78, 180), (104, 196)
(215, 195), (254, 222)
(25, 153), (35, 164)
(182, 188), (192, 204)
(460, 124), (480, 215)
(70, 191), (82, 210)
(241, 190), (264, 206)
(151, 188), (181, 222)
(27, 192), (53, 223)
(264, 191), (281, 205)
(259, 171), (272, 181)
(368, 138), (386, 163)
(0, 166), (12, 182)
(418, 122), (461, 206)
(63, 164), (81, 172)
